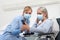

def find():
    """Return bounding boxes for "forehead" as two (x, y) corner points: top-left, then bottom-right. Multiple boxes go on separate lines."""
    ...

(27, 10), (32, 12)
(25, 10), (32, 13)
(37, 9), (43, 13)
(24, 10), (32, 14)
(24, 7), (32, 12)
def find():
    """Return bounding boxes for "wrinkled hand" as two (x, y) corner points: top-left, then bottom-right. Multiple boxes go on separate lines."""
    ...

(21, 23), (30, 32)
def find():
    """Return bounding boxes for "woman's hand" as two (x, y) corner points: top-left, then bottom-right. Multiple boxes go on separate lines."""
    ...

(21, 23), (30, 32)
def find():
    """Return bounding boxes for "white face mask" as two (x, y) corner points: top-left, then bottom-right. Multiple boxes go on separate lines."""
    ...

(37, 14), (43, 20)
(24, 13), (31, 19)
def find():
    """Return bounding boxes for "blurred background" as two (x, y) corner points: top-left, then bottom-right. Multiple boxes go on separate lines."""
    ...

(0, 0), (60, 35)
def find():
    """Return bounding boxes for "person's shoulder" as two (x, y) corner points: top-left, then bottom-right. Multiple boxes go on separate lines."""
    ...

(47, 19), (53, 24)
(15, 15), (23, 18)
(15, 15), (23, 20)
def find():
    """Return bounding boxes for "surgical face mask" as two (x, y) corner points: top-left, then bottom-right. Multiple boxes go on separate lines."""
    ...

(24, 13), (31, 19)
(37, 14), (43, 20)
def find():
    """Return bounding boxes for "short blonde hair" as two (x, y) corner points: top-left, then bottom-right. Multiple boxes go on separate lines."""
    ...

(38, 7), (48, 18)
(23, 6), (32, 13)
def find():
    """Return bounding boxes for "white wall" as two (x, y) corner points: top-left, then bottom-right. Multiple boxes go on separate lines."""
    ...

(0, 9), (23, 29)
(46, 4), (60, 18)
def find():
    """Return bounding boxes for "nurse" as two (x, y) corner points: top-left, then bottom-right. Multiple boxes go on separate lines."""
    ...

(21, 7), (53, 34)
(0, 6), (32, 40)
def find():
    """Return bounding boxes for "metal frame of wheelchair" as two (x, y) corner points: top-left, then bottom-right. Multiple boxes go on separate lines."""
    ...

(23, 32), (55, 40)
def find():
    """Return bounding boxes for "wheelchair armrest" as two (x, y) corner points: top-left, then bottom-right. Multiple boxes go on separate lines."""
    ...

(23, 32), (34, 36)
(23, 32), (54, 37)
(38, 33), (54, 36)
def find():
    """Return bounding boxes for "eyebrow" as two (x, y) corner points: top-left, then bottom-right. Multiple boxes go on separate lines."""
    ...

(37, 13), (42, 14)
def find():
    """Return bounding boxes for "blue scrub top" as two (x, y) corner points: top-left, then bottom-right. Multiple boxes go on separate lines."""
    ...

(4, 15), (30, 35)
(0, 15), (29, 40)
(4, 15), (23, 35)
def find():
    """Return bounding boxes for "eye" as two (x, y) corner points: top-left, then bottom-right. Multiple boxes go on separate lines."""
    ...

(37, 13), (42, 15)
(29, 13), (31, 14)
(25, 12), (31, 14)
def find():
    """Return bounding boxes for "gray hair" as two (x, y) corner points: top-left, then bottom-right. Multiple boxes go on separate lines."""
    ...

(39, 7), (48, 13)
(38, 7), (48, 18)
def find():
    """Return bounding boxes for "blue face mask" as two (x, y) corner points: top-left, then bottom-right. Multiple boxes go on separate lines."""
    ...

(37, 15), (43, 20)
(24, 13), (31, 19)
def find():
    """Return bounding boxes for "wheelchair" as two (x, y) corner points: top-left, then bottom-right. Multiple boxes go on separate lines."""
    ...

(23, 18), (59, 40)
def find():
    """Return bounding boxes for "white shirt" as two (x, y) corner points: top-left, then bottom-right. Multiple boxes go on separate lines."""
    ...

(30, 19), (53, 33)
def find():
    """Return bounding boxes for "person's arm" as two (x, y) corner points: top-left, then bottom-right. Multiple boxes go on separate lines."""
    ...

(30, 20), (53, 33)
(21, 23), (30, 32)
(5, 16), (23, 35)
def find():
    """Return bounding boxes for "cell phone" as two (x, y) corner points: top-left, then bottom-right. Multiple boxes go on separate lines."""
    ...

(21, 20), (26, 24)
